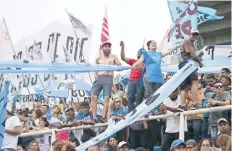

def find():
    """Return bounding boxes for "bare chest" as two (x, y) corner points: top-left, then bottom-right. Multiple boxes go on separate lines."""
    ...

(98, 57), (115, 65)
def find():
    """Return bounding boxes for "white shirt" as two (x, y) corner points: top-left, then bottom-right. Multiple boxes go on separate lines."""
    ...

(163, 96), (187, 133)
(2, 116), (21, 150)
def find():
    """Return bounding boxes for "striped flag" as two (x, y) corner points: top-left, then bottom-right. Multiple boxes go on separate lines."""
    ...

(0, 81), (10, 148)
(67, 12), (91, 36)
(99, 7), (110, 52)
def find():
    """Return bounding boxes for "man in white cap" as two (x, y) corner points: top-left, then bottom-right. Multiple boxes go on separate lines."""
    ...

(178, 28), (204, 110)
(117, 141), (130, 151)
(91, 41), (121, 122)
(217, 118), (230, 136)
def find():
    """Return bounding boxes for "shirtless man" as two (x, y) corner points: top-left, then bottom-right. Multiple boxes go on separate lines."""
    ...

(91, 42), (121, 122)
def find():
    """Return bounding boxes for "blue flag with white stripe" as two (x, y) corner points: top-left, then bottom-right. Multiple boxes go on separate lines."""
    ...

(168, 1), (224, 25)
(0, 82), (10, 149)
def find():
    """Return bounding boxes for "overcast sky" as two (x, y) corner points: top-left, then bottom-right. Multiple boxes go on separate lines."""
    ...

(0, 0), (172, 61)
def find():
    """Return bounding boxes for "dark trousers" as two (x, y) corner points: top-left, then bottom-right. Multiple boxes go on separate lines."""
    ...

(202, 117), (210, 138)
(147, 120), (162, 150)
(187, 119), (202, 143)
(161, 132), (179, 151)
(130, 129), (148, 149)
(127, 80), (144, 112)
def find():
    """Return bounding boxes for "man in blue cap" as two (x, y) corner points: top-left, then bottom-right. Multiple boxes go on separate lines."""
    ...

(170, 139), (186, 151)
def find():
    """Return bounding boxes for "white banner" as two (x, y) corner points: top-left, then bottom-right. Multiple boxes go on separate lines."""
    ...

(15, 20), (92, 63)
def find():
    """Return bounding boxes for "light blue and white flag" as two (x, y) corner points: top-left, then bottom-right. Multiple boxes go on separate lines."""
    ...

(0, 81), (10, 148)
(158, 0), (198, 65)
(168, 1), (224, 25)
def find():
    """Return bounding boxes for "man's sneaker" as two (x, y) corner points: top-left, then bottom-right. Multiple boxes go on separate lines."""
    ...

(177, 105), (187, 112)
(190, 104), (202, 110)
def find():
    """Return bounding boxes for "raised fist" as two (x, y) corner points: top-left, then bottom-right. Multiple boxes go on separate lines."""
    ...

(120, 41), (124, 48)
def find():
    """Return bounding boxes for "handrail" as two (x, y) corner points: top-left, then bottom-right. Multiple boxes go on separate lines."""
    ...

(19, 105), (232, 138)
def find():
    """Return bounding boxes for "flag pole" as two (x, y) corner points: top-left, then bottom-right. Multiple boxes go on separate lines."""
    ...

(3, 18), (34, 100)
(3, 18), (17, 58)
(64, 9), (93, 84)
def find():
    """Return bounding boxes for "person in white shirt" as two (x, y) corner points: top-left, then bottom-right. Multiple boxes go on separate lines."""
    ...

(160, 90), (187, 151)
(1, 110), (21, 151)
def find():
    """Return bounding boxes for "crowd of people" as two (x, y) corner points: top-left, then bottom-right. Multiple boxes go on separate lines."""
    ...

(1, 29), (231, 151)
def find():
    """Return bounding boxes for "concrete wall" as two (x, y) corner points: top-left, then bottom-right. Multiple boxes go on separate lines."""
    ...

(197, 1), (231, 49)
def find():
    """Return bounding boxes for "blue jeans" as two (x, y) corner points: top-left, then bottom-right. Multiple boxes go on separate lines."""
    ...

(127, 80), (144, 112)
(202, 117), (210, 138)
(187, 119), (202, 143)
(210, 124), (218, 144)
(130, 129), (147, 149)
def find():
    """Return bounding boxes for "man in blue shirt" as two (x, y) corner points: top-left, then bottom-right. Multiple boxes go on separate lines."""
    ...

(76, 102), (96, 142)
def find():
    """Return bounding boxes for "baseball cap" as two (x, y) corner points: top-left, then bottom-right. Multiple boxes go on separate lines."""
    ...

(170, 139), (186, 150)
(217, 118), (228, 124)
(186, 139), (197, 146)
(191, 28), (199, 34)
(102, 41), (112, 47)
(117, 141), (129, 149)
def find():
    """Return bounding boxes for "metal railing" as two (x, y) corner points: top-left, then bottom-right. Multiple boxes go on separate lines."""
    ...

(19, 105), (232, 141)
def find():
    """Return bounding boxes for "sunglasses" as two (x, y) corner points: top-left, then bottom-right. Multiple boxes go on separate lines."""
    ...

(214, 85), (223, 89)
(192, 33), (199, 36)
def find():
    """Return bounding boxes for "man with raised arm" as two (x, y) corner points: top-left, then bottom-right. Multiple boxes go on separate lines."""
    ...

(91, 42), (121, 122)
(178, 28), (204, 110)
(120, 41), (144, 112)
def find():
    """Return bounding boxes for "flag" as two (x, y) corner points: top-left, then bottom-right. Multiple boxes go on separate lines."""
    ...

(0, 81), (10, 148)
(0, 18), (15, 60)
(31, 41), (43, 60)
(67, 12), (91, 36)
(62, 45), (75, 63)
(99, 7), (110, 52)
(158, 0), (198, 65)
(168, 1), (224, 25)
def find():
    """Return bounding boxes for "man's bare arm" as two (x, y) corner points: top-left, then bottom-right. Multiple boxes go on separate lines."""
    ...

(114, 55), (122, 66)
(5, 126), (21, 135)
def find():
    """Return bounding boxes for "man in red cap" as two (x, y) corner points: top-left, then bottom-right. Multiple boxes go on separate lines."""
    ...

(91, 41), (121, 122)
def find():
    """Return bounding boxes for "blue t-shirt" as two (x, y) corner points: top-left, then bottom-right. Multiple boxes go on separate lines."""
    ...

(203, 92), (214, 118)
(110, 106), (127, 116)
(141, 50), (164, 84)
(76, 111), (93, 120)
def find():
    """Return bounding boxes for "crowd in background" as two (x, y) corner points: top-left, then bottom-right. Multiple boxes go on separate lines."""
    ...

(1, 36), (231, 151)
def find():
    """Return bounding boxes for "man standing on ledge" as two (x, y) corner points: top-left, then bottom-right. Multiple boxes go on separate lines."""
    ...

(178, 28), (204, 110)
(91, 41), (121, 122)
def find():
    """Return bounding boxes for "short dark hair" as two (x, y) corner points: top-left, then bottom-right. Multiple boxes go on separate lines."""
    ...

(69, 137), (80, 146)
(18, 110), (28, 117)
(222, 76), (231, 85)
(221, 68), (231, 74)
(206, 74), (215, 79)
(65, 108), (74, 113)
(147, 40), (153, 50)
(80, 101), (89, 107)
